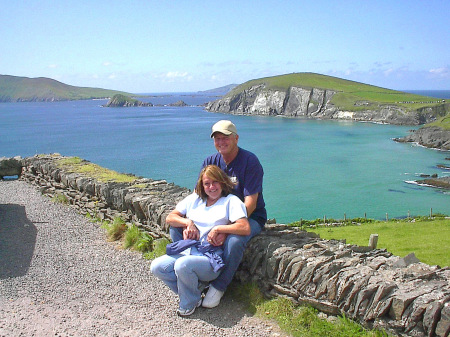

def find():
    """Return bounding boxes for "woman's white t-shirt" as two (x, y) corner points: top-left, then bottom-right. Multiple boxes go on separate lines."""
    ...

(176, 192), (247, 242)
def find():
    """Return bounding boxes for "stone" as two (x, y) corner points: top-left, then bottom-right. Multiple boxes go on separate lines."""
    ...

(435, 302), (450, 337)
(394, 252), (421, 268)
(0, 156), (22, 178)
(423, 301), (442, 336)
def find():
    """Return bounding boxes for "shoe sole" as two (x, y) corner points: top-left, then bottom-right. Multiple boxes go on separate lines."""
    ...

(177, 299), (202, 316)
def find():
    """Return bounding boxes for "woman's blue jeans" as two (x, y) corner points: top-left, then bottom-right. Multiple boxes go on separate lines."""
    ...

(150, 253), (220, 310)
(169, 218), (262, 292)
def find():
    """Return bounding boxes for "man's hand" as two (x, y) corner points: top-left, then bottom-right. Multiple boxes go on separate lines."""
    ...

(207, 228), (228, 246)
(183, 220), (200, 240)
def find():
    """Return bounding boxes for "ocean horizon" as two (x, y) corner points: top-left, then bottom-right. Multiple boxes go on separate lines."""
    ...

(1, 92), (449, 223)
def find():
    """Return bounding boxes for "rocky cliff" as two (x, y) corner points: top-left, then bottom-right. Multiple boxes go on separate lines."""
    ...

(394, 126), (450, 151)
(205, 84), (448, 126)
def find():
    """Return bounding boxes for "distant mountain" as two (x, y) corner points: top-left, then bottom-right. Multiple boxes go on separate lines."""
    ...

(198, 84), (238, 95)
(206, 72), (449, 126)
(0, 75), (131, 102)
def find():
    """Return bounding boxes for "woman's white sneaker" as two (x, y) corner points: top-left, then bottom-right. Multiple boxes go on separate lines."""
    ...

(202, 286), (224, 308)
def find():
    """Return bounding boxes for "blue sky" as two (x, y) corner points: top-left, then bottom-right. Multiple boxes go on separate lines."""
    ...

(1, 0), (449, 93)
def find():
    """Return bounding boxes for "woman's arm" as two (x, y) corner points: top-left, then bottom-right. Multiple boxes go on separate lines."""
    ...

(207, 217), (250, 246)
(166, 209), (200, 240)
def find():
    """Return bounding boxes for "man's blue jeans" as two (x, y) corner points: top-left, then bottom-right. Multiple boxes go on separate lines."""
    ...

(150, 253), (220, 310)
(169, 218), (262, 292)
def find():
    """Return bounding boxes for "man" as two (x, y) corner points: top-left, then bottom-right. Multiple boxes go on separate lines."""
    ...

(170, 120), (267, 308)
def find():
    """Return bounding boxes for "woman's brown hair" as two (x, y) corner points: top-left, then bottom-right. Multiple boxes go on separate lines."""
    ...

(195, 165), (236, 200)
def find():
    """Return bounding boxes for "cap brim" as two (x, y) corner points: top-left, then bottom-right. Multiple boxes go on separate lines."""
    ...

(210, 130), (233, 138)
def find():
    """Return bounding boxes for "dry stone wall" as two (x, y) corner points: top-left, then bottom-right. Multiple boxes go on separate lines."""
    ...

(17, 155), (450, 337)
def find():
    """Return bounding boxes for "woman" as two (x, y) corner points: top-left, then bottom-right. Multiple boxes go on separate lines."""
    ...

(150, 165), (250, 316)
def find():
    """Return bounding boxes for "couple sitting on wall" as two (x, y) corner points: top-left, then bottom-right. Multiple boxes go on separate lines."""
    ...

(151, 120), (267, 316)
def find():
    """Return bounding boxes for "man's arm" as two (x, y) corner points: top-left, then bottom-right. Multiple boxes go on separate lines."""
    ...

(244, 193), (258, 217)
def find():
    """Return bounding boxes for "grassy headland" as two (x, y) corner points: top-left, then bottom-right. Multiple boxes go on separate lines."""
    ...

(227, 72), (447, 112)
(0, 74), (131, 102)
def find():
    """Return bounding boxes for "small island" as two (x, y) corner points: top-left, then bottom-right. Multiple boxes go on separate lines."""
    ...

(103, 94), (153, 107)
(168, 100), (188, 107)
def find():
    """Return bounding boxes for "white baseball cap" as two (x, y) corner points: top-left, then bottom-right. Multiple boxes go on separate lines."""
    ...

(210, 120), (238, 138)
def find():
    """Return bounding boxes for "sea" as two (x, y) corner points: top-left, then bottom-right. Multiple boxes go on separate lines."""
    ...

(1, 90), (449, 223)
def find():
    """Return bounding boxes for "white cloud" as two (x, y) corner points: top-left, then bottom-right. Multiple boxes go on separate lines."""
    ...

(103, 61), (113, 67)
(383, 68), (395, 77)
(429, 67), (449, 78)
(48, 64), (58, 69)
(153, 71), (193, 83)
(166, 71), (189, 79)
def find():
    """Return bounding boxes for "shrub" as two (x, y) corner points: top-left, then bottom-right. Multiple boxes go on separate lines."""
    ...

(101, 217), (126, 241)
(123, 224), (155, 253)
(51, 193), (69, 205)
(144, 238), (170, 260)
(123, 224), (141, 249)
(134, 232), (153, 253)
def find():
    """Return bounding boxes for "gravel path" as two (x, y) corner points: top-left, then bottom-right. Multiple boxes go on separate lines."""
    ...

(0, 180), (284, 337)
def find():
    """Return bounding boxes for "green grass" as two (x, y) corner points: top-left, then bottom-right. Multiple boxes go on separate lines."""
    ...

(101, 217), (127, 241)
(55, 155), (138, 183)
(51, 192), (69, 205)
(229, 282), (389, 337)
(426, 114), (450, 130)
(143, 238), (170, 260)
(123, 224), (142, 249)
(123, 224), (154, 252)
(302, 217), (450, 267)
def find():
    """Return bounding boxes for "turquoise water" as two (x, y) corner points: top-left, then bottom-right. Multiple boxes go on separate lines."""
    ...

(1, 97), (449, 223)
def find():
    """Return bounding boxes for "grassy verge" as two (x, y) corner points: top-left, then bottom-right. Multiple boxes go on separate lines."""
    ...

(89, 215), (169, 259)
(229, 282), (389, 337)
(292, 215), (449, 267)
(56, 155), (138, 183)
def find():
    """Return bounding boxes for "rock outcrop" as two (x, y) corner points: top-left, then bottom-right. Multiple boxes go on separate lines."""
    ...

(416, 176), (450, 190)
(205, 84), (448, 126)
(19, 154), (450, 337)
(0, 156), (22, 179)
(394, 127), (450, 151)
(168, 100), (188, 107)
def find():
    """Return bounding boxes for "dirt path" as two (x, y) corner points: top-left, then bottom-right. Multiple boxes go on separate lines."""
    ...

(0, 180), (284, 337)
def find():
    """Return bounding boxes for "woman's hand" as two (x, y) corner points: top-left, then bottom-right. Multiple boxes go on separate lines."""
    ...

(183, 220), (200, 240)
(207, 227), (228, 246)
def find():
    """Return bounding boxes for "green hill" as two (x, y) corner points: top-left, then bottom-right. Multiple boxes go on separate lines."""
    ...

(228, 72), (446, 111)
(0, 75), (132, 102)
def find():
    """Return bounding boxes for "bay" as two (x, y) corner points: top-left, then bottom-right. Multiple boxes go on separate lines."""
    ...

(1, 95), (449, 223)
